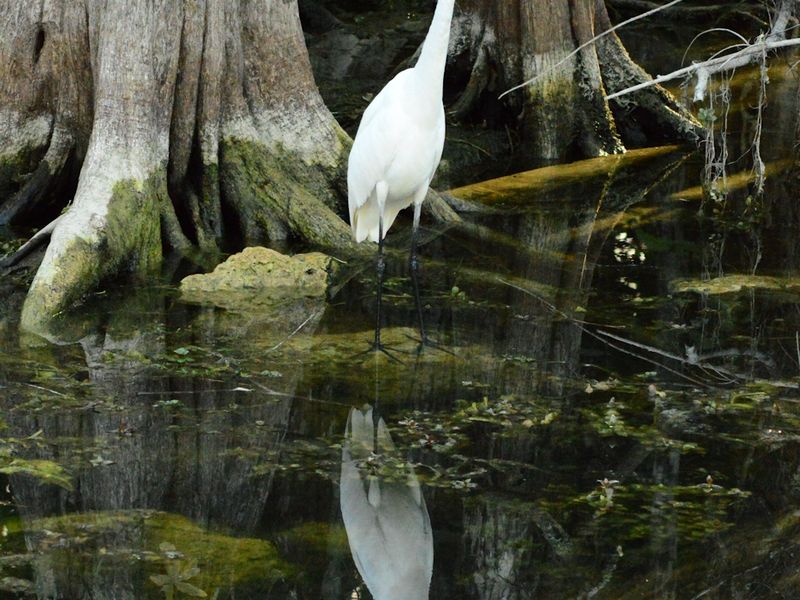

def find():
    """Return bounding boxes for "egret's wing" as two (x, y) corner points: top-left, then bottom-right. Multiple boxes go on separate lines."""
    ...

(341, 406), (434, 600)
(347, 71), (415, 238)
(430, 107), (446, 180)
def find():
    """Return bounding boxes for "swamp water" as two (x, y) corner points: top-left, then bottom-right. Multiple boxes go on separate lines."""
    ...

(3, 50), (800, 600)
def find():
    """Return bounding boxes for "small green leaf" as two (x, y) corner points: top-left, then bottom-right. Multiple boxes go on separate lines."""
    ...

(175, 582), (207, 597)
(149, 574), (172, 587)
(181, 565), (200, 579)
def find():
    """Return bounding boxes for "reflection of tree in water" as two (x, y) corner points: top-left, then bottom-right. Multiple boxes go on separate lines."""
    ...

(446, 155), (686, 599)
(6, 289), (326, 598)
(460, 153), (683, 398)
(692, 66), (800, 376)
(446, 143), (800, 596)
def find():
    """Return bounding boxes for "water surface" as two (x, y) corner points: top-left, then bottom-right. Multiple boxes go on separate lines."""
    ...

(2, 55), (800, 600)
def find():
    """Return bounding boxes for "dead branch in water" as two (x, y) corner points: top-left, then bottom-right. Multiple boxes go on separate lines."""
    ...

(606, 0), (797, 102)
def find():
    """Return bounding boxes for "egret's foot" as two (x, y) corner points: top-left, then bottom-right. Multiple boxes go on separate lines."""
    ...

(352, 340), (405, 363)
(405, 334), (456, 356)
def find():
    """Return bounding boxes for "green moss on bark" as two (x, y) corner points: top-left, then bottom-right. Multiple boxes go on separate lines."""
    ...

(31, 510), (294, 590)
(219, 136), (359, 253)
(20, 172), (163, 333)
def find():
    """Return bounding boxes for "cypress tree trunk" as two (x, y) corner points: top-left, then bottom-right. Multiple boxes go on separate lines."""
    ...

(0, 0), (363, 332)
(449, 0), (700, 163)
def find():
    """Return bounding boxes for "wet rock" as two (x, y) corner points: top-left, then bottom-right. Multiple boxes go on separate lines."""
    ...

(308, 31), (360, 79)
(180, 247), (338, 310)
(298, 0), (342, 34)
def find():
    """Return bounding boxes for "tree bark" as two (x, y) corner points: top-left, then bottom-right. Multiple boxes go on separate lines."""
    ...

(448, 0), (701, 164)
(0, 0), (367, 333)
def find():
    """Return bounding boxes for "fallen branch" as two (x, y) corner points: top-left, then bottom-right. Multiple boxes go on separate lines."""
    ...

(595, 330), (741, 384)
(496, 277), (717, 388)
(606, 0), (797, 102)
(606, 38), (800, 101)
(265, 310), (322, 353)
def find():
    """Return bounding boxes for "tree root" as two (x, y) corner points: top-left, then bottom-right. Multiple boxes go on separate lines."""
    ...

(159, 192), (193, 255)
(0, 215), (63, 270)
(450, 44), (490, 121)
(0, 127), (74, 225)
(20, 165), (164, 333)
(219, 137), (356, 251)
(424, 189), (462, 224)
(597, 30), (702, 144)
(571, 0), (625, 156)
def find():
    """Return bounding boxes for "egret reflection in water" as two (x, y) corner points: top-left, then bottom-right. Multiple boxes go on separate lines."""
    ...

(340, 406), (433, 600)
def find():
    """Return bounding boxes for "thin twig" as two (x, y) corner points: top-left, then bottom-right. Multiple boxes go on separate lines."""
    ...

(265, 310), (321, 353)
(496, 278), (715, 388)
(449, 137), (494, 159)
(607, 39), (800, 100)
(681, 28), (750, 68)
(22, 382), (65, 397)
(137, 389), (251, 396)
(595, 330), (741, 384)
(497, 277), (625, 329)
(795, 331), (799, 373)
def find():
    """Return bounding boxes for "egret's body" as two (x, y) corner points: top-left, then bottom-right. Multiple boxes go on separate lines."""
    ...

(347, 0), (455, 351)
(348, 69), (445, 243)
(340, 406), (433, 600)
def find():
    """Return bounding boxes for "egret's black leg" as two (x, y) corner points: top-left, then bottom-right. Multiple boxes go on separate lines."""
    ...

(409, 202), (426, 342)
(361, 216), (402, 362)
(408, 202), (454, 355)
(375, 216), (385, 348)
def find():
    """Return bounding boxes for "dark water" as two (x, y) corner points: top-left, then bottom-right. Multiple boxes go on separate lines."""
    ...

(3, 45), (800, 600)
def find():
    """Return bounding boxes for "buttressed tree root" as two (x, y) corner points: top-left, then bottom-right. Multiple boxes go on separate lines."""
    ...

(449, 0), (700, 163)
(0, 1), (459, 333)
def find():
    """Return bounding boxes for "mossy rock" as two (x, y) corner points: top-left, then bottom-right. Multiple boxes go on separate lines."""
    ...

(671, 275), (800, 296)
(180, 247), (339, 309)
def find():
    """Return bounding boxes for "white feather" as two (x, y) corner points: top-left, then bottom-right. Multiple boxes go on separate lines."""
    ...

(340, 407), (434, 600)
(347, 0), (453, 243)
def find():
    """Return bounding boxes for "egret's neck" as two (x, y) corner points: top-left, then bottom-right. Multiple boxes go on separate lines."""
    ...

(415, 0), (455, 89)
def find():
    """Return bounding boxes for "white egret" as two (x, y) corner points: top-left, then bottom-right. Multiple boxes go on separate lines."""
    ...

(347, 0), (455, 352)
(340, 406), (434, 600)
